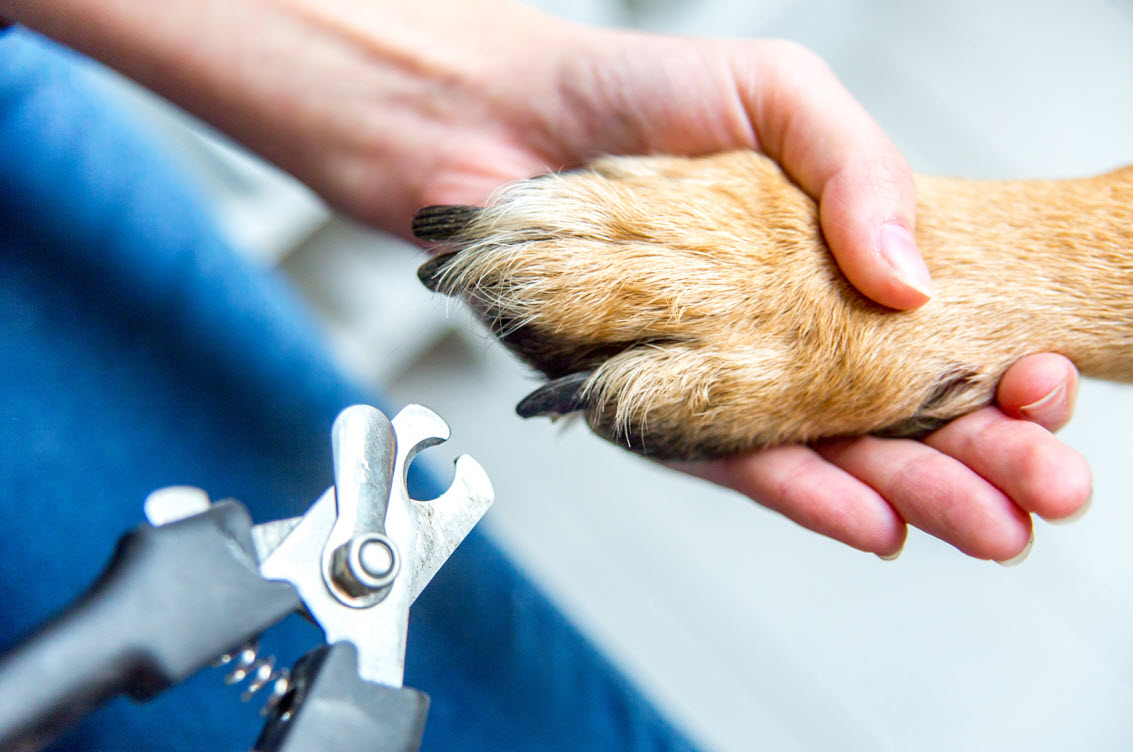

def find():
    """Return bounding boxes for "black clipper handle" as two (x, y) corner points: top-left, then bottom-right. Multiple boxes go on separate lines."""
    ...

(0, 502), (300, 752)
(256, 642), (430, 752)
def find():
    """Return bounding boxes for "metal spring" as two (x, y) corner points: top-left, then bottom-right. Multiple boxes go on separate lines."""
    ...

(215, 642), (291, 716)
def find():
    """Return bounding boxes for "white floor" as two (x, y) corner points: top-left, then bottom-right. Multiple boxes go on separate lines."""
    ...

(97, 1), (1133, 750)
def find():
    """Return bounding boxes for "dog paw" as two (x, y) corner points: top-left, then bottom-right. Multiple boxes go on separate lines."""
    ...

(414, 151), (1007, 460)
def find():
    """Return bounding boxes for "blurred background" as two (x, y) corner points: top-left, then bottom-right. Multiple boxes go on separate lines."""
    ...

(86, 1), (1132, 750)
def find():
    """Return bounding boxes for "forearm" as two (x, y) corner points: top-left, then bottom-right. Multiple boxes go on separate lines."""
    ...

(5, 0), (330, 141)
(1, 0), (569, 233)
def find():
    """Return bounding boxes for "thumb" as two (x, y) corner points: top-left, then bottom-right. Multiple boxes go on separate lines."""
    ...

(819, 156), (934, 309)
(741, 41), (933, 309)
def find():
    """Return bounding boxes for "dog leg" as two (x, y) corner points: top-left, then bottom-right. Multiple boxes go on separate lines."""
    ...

(416, 151), (1133, 460)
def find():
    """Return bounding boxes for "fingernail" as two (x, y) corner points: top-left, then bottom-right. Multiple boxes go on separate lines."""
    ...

(1049, 487), (1093, 525)
(1019, 380), (1068, 424)
(876, 540), (905, 562)
(995, 531), (1035, 567)
(879, 222), (935, 300)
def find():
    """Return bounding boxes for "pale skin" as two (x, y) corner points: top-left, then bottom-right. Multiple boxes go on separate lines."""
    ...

(2, 0), (1090, 562)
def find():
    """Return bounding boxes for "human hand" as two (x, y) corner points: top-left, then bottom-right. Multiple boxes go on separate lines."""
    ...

(412, 32), (936, 310)
(399, 23), (1090, 561)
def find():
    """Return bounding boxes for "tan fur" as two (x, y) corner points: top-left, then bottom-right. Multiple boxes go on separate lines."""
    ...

(419, 151), (1133, 460)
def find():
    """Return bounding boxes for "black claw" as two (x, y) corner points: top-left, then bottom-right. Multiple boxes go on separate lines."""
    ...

(412, 205), (481, 241)
(516, 372), (593, 418)
(417, 252), (461, 292)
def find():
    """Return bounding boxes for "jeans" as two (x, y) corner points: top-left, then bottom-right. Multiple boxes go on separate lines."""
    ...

(0, 28), (698, 752)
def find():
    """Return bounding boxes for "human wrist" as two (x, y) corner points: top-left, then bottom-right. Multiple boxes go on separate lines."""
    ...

(278, 0), (588, 231)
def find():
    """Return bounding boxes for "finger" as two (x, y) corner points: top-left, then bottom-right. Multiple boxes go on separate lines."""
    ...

(995, 353), (1080, 432)
(925, 407), (1092, 521)
(741, 41), (932, 310)
(821, 164), (932, 310)
(816, 436), (1033, 561)
(675, 445), (907, 557)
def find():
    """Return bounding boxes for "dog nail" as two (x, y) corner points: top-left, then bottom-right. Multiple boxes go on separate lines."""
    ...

(417, 252), (461, 292)
(516, 373), (592, 418)
(995, 531), (1035, 567)
(412, 205), (481, 241)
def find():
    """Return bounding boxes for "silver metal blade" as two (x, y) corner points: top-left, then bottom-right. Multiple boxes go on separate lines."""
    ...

(250, 515), (304, 565)
(256, 404), (494, 687)
(408, 454), (493, 602)
(258, 488), (414, 687)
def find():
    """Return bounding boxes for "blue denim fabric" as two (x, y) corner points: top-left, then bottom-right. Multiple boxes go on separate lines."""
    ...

(0, 28), (700, 752)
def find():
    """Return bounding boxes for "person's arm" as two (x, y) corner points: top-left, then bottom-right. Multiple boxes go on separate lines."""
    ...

(2, 0), (1090, 561)
(1, 0), (559, 235)
(1, 0), (930, 307)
